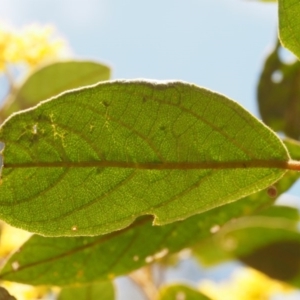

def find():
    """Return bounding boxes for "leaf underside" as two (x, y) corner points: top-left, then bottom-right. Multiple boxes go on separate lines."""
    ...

(0, 80), (288, 236)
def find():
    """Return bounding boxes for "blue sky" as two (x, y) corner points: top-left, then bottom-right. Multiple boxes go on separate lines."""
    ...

(1, 0), (278, 114)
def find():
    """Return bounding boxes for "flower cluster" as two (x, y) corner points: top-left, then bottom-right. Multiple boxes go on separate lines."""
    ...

(199, 267), (293, 300)
(0, 24), (68, 72)
(0, 222), (51, 300)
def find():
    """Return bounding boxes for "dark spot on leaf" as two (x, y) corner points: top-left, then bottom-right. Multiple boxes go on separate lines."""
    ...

(267, 186), (277, 198)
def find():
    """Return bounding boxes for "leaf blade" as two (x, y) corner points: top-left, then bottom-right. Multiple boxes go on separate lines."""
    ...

(0, 80), (289, 236)
(58, 281), (115, 300)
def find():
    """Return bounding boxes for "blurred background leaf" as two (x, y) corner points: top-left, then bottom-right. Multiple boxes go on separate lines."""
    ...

(258, 41), (300, 140)
(284, 138), (300, 160)
(157, 283), (211, 300)
(0, 60), (111, 122)
(58, 281), (115, 300)
(195, 205), (300, 288)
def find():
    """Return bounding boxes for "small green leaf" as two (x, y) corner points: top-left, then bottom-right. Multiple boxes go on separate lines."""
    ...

(58, 281), (114, 300)
(0, 179), (289, 286)
(284, 138), (300, 160)
(0, 80), (289, 236)
(157, 284), (211, 300)
(219, 218), (300, 286)
(279, 0), (300, 60)
(258, 42), (300, 140)
(193, 202), (300, 285)
(0, 60), (111, 122)
(240, 240), (300, 283)
(194, 205), (300, 266)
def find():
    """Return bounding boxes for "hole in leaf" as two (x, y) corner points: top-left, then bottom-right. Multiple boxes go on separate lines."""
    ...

(271, 70), (283, 83)
(267, 186), (277, 198)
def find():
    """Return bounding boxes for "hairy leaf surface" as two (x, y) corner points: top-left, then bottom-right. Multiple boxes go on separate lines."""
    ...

(279, 0), (300, 60)
(0, 80), (289, 236)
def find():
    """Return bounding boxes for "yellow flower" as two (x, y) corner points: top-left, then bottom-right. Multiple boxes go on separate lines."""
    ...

(0, 27), (13, 71)
(199, 267), (293, 300)
(0, 221), (31, 260)
(0, 23), (68, 71)
(1, 281), (50, 300)
(0, 222), (50, 300)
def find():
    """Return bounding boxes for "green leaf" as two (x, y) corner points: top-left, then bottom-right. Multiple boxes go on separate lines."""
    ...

(0, 179), (290, 286)
(218, 217), (300, 286)
(58, 281), (114, 300)
(0, 80), (289, 236)
(194, 201), (300, 286)
(284, 138), (300, 160)
(279, 0), (300, 60)
(194, 205), (300, 266)
(240, 240), (300, 284)
(257, 42), (300, 140)
(0, 60), (111, 122)
(157, 284), (211, 300)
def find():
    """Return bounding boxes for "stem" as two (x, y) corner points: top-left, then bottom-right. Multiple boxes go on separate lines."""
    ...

(129, 267), (158, 300)
(287, 160), (300, 171)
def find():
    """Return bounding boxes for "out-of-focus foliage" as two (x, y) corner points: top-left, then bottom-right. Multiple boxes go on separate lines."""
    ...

(157, 283), (211, 300)
(258, 42), (300, 140)
(0, 60), (111, 121)
(58, 281), (115, 300)
(199, 268), (293, 300)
